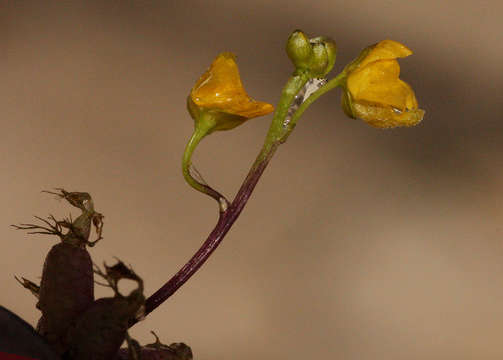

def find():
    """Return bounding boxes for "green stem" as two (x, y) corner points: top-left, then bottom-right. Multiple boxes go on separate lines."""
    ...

(263, 73), (310, 149)
(182, 120), (229, 211)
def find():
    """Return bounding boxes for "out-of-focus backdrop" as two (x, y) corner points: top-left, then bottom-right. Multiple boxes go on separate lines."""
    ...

(1, 1), (502, 359)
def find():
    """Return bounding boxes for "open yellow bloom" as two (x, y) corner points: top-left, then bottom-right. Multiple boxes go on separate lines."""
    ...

(342, 40), (424, 129)
(188, 52), (274, 132)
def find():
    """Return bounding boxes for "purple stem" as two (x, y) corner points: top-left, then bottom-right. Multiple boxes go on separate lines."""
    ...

(131, 142), (279, 326)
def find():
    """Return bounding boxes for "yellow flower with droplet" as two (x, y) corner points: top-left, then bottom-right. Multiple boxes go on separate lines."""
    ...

(188, 52), (274, 133)
(341, 40), (424, 129)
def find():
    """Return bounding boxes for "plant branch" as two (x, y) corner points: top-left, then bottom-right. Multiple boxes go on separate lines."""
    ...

(133, 71), (320, 327)
(133, 141), (279, 326)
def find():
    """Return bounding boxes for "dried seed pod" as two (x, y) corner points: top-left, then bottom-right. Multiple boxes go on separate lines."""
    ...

(12, 189), (104, 355)
(66, 261), (145, 360)
(37, 241), (94, 353)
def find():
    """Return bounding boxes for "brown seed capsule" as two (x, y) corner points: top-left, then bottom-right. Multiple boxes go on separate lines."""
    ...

(37, 242), (94, 353)
(12, 189), (104, 355)
(66, 261), (145, 360)
(66, 294), (144, 360)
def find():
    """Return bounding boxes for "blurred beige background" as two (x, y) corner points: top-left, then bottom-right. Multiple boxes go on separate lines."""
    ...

(1, 0), (503, 359)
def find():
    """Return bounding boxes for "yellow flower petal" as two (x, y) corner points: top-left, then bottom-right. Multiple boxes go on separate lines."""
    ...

(191, 52), (274, 119)
(348, 59), (416, 110)
(343, 40), (424, 128)
(357, 40), (413, 69)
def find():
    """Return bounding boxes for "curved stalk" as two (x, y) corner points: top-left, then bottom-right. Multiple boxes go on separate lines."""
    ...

(141, 142), (278, 321)
(133, 70), (338, 327)
(182, 126), (230, 211)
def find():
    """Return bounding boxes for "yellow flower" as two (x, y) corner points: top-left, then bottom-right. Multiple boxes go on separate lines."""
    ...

(188, 52), (274, 132)
(342, 40), (424, 129)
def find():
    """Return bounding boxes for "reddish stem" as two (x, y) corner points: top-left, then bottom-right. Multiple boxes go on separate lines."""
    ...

(130, 142), (279, 327)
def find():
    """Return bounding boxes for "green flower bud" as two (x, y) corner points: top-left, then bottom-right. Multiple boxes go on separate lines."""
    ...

(285, 30), (337, 77)
(286, 30), (313, 69)
(310, 37), (337, 77)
